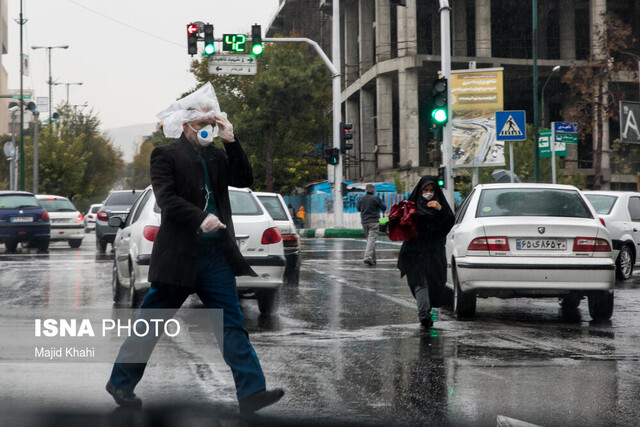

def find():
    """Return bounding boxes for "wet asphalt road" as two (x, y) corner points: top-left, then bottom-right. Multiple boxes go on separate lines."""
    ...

(1, 233), (639, 426)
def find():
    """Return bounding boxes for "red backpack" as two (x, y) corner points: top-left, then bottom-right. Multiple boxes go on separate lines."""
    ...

(387, 200), (418, 241)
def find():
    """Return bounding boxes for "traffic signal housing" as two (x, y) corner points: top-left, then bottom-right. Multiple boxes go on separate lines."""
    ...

(431, 77), (448, 126)
(251, 24), (263, 56)
(203, 24), (215, 55)
(340, 122), (353, 153)
(187, 23), (199, 55)
(437, 166), (446, 188)
(325, 147), (340, 165)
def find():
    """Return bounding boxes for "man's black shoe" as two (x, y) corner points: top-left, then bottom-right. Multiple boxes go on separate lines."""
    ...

(420, 317), (433, 328)
(106, 381), (142, 409)
(239, 388), (285, 414)
(363, 259), (374, 266)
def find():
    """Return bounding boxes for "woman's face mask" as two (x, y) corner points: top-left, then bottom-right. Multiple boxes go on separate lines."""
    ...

(422, 193), (434, 201)
(189, 123), (214, 147)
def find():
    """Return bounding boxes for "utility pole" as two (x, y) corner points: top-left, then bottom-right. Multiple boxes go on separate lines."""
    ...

(53, 81), (83, 104)
(31, 45), (69, 123)
(33, 110), (39, 193)
(331, 0), (343, 227)
(439, 0), (454, 208)
(18, 0), (26, 190)
(532, 0), (539, 182)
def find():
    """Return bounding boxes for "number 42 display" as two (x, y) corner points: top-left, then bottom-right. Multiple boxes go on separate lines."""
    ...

(223, 34), (246, 52)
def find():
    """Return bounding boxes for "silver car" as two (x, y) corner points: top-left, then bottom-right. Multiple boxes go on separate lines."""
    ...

(583, 191), (640, 280)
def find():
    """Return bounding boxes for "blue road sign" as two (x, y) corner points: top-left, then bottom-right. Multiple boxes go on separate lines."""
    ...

(495, 110), (527, 141)
(553, 122), (578, 133)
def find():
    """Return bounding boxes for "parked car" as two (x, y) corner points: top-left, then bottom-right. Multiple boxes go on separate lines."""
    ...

(446, 183), (615, 321)
(109, 186), (285, 314)
(36, 195), (85, 248)
(84, 203), (102, 232)
(255, 192), (301, 286)
(96, 189), (143, 253)
(110, 186), (159, 307)
(583, 191), (640, 280)
(0, 191), (50, 252)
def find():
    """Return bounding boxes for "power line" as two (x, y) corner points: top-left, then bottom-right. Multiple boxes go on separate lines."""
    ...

(66, 0), (183, 48)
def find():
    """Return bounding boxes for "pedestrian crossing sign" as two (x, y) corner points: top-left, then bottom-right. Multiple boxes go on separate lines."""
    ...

(495, 110), (526, 141)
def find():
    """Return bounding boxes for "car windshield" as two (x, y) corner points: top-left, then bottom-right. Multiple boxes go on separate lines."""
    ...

(38, 198), (77, 212)
(584, 194), (617, 215)
(229, 191), (262, 215)
(477, 188), (593, 218)
(0, 195), (41, 209)
(106, 192), (139, 206)
(257, 195), (289, 221)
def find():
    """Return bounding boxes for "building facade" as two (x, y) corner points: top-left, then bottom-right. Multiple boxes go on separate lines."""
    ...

(268, 0), (640, 191)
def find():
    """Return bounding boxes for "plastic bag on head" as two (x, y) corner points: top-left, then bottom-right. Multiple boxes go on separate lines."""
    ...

(157, 82), (226, 138)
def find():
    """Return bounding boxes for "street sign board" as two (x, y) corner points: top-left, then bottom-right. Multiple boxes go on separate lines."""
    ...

(620, 101), (640, 144)
(552, 122), (578, 133)
(495, 110), (526, 141)
(539, 130), (569, 158)
(36, 97), (48, 113)
(11, 94), (32, 100)
(208, 54), (257, 75)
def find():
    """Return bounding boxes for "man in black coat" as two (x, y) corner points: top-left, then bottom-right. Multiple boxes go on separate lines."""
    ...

(106, 83), (283, 413)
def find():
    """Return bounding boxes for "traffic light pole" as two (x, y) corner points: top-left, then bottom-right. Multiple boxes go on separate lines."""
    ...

(439, 0), (454, 209)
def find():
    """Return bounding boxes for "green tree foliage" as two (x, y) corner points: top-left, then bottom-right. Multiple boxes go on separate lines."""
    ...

(189, 41), (332, 193)
(128, 138), (155, 189)
(14, 106), (124, 212)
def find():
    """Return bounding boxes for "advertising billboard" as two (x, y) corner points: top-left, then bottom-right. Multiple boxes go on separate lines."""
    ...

(450, 69), (504, 168)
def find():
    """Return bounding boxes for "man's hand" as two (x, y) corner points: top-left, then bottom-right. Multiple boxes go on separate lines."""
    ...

(215, 114), (234, 142)
(427, 200), (442, 211)
(200, 213), (226, 232)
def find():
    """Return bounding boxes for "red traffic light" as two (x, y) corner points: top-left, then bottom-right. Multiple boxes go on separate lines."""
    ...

(187, 24), (199, 35)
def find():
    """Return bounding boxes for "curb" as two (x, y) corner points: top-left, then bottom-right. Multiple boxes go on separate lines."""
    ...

(299, 228), (385, 239)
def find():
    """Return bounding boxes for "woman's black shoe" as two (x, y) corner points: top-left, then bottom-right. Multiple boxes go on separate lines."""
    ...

(106, 381), (142, 409)
(239, 388), (285, 413)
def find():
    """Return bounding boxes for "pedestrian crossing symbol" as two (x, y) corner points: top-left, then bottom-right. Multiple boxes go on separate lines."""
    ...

(495, 110), (527, 141)
(499, 116), (523, 137)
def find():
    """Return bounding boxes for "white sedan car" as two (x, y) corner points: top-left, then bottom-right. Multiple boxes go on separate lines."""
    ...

(446, 183), (615, 321)
(36, 194), (85, 248)
(583, 191), (640, 280)
(110, 186), (285, 313)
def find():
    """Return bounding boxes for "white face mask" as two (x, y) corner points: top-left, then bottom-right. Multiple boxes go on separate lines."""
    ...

(189, 123), (215, 147)
(422, 193), (434, 201)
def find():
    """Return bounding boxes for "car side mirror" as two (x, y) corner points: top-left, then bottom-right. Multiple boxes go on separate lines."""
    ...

(108, 216), (124, 228)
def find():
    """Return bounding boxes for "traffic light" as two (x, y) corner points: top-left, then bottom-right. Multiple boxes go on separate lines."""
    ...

(340, 122), (353, 153)
(187, 23), (199, 55)
(325, 147), (340, 165)
(203, 24), (215, 55)
(431, 77), (448, 126)
(251, 24), (263, 56)
(437, 166), (446, 188)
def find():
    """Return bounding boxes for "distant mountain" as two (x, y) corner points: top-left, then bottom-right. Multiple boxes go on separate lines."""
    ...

(105, 123), (157, 163)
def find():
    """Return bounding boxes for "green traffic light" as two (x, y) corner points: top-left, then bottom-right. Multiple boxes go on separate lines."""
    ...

(204, 43), (215, 55)
(432, 108), (447, 123)
(438, 179), (445, 186)
(251, 44), (263, 55)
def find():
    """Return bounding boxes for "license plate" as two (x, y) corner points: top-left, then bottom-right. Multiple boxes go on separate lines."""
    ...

(10, 216), (33, 223)
(516, 239), (566, 250)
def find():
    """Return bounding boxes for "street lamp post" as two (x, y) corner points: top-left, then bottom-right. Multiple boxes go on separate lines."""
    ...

(31, 45), (69, 123)
(53, 82), (83, 104)
(540, 65), (561, 129)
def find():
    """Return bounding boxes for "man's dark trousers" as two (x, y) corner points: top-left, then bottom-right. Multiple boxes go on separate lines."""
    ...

(109, 242), (266, 400)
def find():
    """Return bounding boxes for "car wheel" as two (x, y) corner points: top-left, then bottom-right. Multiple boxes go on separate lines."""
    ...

(560, 293), (581, 310)
(129, 267), (145, 308)
(588, 291), (614, 321)
(616, 245), (634, 280)
(257, 289), (280, 315)
(453, 264), (476, 319)
(112, 260), (123, 303)
(5, 240), (18, 252)
(96, 238), (107, 254)
(37, 238), (49, 253)
(286, 270), (300, 286)
(68, 239), (82, 248)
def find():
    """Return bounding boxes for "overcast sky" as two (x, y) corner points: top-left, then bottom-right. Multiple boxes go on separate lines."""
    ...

(4, 0), (279, 130)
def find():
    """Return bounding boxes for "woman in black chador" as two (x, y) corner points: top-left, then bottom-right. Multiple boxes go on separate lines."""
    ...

(397, 176), (455, 327)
